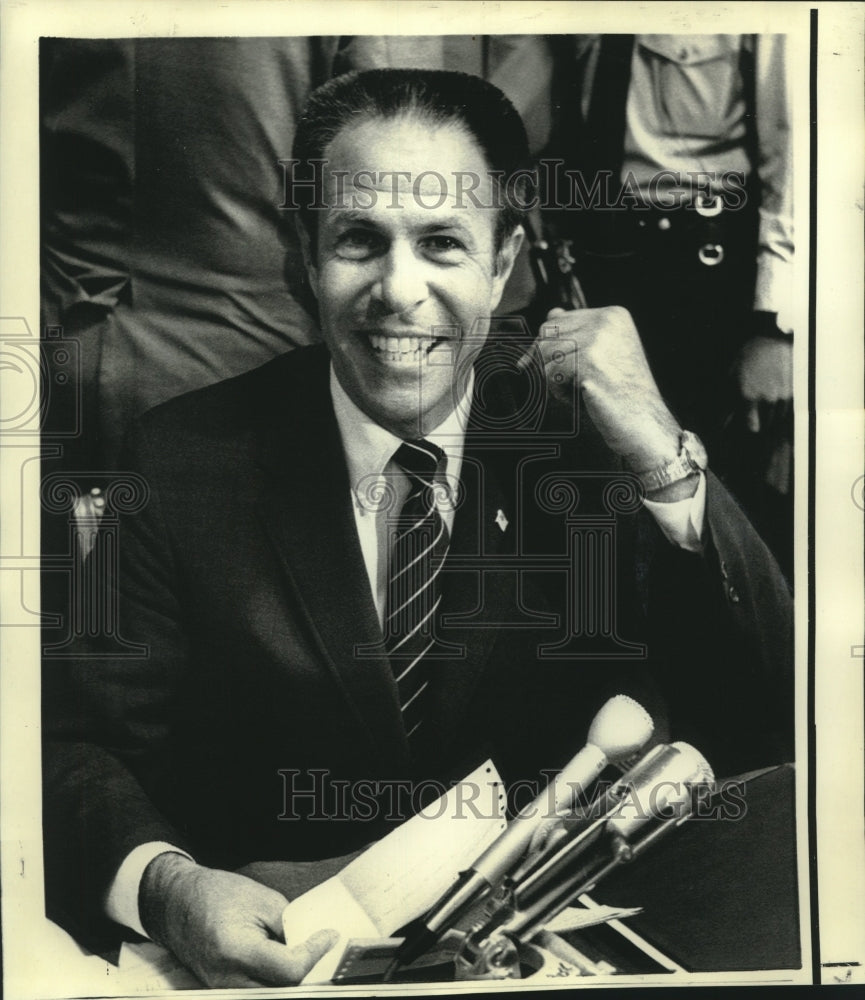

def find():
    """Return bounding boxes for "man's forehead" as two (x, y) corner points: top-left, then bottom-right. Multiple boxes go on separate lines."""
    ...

(320, 115), (500, 215)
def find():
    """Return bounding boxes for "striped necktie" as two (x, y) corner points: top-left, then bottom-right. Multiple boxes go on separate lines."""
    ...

(384, 439), (450, 742)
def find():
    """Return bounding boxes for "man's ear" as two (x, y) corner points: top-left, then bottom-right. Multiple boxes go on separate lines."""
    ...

(295, 216), (319, 299)
(490, 225), (525, 312)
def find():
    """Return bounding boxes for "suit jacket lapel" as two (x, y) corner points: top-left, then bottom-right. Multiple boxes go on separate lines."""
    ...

(254, 351), (410, 770)
(249, 346), (543, 774)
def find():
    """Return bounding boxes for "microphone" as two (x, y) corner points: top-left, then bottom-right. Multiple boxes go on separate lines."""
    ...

(454, 742), (714, 978)
(385, 695), (653, 976)
(605, 740), (715, 840)
(513, 741), (714, 911)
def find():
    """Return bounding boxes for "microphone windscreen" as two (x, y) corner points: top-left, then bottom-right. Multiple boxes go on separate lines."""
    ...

(587, 695), (654, 762)
(670, 741), (715, 788)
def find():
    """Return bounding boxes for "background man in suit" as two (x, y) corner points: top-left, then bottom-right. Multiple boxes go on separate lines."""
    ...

(42, 69), (793, 987)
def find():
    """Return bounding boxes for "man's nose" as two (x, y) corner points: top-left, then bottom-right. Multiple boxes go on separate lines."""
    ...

(372, 244), (428, 315)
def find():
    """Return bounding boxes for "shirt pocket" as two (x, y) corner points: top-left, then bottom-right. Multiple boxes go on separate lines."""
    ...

(637, 34), (745, 141)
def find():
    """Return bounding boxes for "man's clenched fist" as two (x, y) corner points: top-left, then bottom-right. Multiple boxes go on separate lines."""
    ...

(521, 306), (684, 475)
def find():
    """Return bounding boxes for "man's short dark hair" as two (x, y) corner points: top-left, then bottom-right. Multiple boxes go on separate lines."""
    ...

(290, 68), (533, 252)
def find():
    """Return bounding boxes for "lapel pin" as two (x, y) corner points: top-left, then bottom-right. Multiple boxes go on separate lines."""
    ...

(495, 509), (509, 533)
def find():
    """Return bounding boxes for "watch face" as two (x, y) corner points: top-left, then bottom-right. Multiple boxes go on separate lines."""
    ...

(682, 431), (708, 470)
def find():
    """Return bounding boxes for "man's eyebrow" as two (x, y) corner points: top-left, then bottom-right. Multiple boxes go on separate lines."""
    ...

(329, 210), (381, 228)
(420, 218), (477, 238)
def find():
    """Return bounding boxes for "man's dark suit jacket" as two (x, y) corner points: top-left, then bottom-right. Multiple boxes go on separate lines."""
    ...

(42, 342), (793, 951)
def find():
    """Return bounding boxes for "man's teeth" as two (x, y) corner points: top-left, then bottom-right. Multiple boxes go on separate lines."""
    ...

(368, 333), (434, 360)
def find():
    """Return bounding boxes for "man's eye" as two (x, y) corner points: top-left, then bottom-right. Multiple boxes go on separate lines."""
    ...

(336, 230), (383, 260)
(422, 235), (466, 256)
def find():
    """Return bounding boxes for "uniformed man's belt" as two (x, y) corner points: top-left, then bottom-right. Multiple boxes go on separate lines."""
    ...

(567, 201), (759, 260)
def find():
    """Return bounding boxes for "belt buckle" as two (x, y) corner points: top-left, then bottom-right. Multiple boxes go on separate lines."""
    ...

(698, 243), (725, 266)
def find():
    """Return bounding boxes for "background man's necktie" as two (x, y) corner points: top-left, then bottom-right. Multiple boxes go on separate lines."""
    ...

(384, 440), (450, 742)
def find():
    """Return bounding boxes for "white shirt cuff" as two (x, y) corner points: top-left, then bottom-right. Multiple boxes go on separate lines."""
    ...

(642, 472), (706, 553)
(754, 251), (794, 326)
(104, 842), (193, 937)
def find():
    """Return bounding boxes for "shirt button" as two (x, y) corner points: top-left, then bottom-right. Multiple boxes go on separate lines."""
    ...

(679, 48), (689, 60)
(728, 585), (740, 604)
(658, 217), (672, 231)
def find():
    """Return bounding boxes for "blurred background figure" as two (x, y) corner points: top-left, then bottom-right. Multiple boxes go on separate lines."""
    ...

(542, 34), (793, 578)
(39, 34), (554, 621)
(40, 35), (551, 472)
(41, 37), (375, 473)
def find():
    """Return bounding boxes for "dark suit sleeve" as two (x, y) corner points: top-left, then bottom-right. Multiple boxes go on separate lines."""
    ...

(42, 398), (370, 952)
(42, 427), (192, 950)
(703, 470), (794, 767)
(638, 470), (794, 776)
(521, 380), (792, 778)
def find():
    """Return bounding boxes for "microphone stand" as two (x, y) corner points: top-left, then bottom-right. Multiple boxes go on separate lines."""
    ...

(382, 695), (654, 979)
(452, 742), (714, 980)
(454, 801), (694, 980)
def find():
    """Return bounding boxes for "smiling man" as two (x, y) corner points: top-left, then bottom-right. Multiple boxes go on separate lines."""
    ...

(42, 70), (793, 988)
(304, 116), (518, 440)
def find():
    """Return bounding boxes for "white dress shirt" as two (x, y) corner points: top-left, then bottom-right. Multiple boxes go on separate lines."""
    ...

(330, 366), (471, 626)
(104, 361), (705, 935)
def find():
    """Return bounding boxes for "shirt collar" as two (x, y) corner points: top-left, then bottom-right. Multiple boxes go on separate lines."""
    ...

(330, 363), (473, 495)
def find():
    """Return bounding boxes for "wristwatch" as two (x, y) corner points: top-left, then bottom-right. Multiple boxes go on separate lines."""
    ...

(637, 431), (708, 493)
